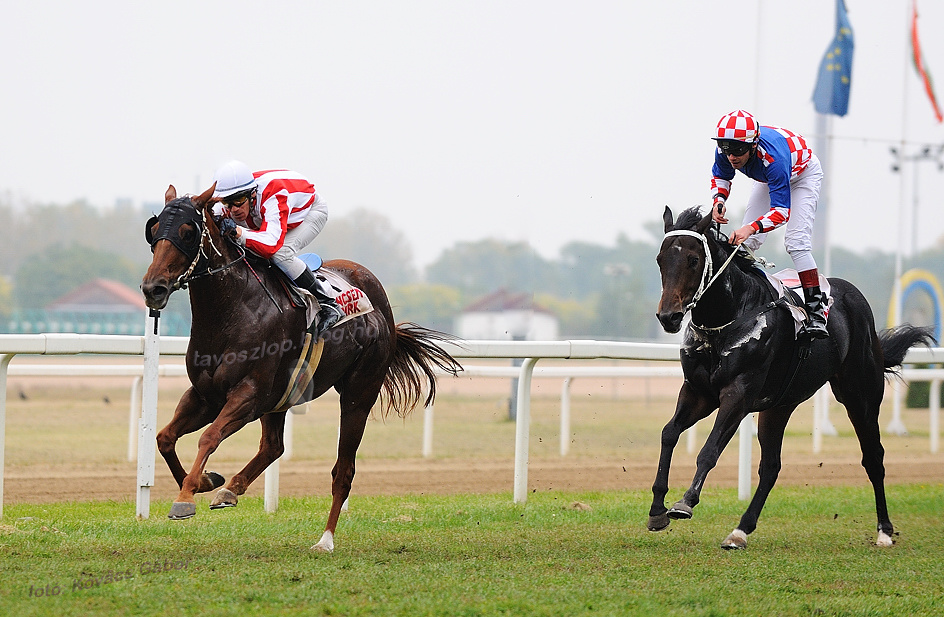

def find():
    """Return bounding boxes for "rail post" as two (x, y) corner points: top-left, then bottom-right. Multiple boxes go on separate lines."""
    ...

(513, 357), (539, 503)
(136, 311), (161, 519)
(0, 354), (13, 518)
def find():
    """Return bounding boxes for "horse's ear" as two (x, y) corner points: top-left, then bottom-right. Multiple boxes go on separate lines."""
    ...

(662, 206), (674, 233)
(695, 210), (714, 234)
(191, 183), (217, 211)
(165, 185), (177, 204)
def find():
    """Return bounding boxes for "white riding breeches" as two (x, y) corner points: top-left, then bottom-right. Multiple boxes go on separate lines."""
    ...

(272, 193), (329, 279)
(741, 154), (823, 273)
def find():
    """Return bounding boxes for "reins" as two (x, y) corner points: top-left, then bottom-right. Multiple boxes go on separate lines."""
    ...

(169, 207), (283, 312)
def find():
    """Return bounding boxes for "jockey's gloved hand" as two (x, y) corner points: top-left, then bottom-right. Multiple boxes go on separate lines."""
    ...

(712, 194), (725, 211)
(218, 217), (238, 237)
(711, 195), (728, 224)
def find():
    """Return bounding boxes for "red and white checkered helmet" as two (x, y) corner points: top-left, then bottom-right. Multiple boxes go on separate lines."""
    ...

(713, 110), (760, 143)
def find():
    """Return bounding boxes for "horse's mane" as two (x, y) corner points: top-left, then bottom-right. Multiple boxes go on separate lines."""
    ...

(673, 206), (758, 273)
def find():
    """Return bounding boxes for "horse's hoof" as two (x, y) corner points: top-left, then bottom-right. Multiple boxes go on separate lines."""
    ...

(667, 501), (693, 520)
(721, 529), (748, 550)
(311, 531), (335, 553)
(647, 513), (671, 532)
(198, 471), (226, 493)
(876, 531), (894, 547)
(168, 502), (196, 520)
(209, 488), (239, 510)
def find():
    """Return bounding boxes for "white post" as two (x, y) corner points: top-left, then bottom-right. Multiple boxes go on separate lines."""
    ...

(930, 379), (940, 454)
(422, 402), (434, 458)
(264, 458), (279, 513)
(513, 357), (539, 504)
(812, 385), (834, 452)
(813, 389), (823, 454)
(887, 380), (908, 435)
(560, 378), (572, 457)
(686, 424), (697, 455)
(284, 408), (294, 461)
(737, 414), (753, 501)
(136, 311), (161, 520)
(128, 376), (143, 462)
(0, 354), (13, 519)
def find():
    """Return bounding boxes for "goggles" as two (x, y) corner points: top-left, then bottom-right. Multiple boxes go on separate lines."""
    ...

(716, 140), (754, 156)
(223, 190), (253, 207)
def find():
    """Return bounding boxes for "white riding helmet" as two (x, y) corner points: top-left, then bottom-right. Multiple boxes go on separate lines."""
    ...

(213, 160), (257, 199)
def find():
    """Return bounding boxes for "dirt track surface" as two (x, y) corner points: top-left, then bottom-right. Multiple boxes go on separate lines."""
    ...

(6, 453), (943, 506)
(5, 361), (943, 507)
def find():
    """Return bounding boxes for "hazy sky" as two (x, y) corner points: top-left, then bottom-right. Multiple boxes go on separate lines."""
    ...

(3, 1), (943, 268)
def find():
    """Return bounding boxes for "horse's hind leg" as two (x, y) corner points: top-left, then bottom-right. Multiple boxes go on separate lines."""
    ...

(831, 373), (894, 547)
(157, 387), (225, 492)
(210, 412), (287, 509)
(722, 406), (793, 550)
(648, 384), (717, 531)
(312, 386), (377, 553)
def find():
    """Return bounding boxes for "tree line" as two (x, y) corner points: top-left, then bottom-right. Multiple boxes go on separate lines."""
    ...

(0, 197), (940, 340)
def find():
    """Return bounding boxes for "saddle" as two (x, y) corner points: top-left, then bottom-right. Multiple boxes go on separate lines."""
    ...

(246, 253), (373, 329)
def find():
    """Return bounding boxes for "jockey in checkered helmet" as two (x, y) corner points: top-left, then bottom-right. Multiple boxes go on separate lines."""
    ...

(708, 109), (830, 340)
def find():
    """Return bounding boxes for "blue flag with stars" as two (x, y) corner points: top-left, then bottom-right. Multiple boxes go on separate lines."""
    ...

(812, 0), (854, 116)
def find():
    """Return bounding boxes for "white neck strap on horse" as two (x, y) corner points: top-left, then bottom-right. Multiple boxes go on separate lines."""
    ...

(663, 229), (741, 314)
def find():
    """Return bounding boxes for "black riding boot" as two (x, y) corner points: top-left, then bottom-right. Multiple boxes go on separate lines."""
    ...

(802, 286), (829, 339)
(293, 268), (345, 336)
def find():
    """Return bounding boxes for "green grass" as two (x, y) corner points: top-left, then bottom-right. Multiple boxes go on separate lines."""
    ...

(2, 485), (943, 617)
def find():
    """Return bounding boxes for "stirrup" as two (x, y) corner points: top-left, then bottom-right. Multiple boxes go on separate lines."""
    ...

(802, 318), (829, 340)
(316, 304), (343, 335)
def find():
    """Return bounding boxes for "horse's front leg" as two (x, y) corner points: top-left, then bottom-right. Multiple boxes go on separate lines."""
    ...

(721, 405), (794, 550)
(210, 411), (287, 509)
(648, 384), (716, 531)
(668, 379), (750, 522)
(156, 387), (225, 492)
(168, 382), (260, 520)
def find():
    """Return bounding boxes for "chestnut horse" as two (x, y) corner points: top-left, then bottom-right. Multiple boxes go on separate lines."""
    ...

(651, 206), (934, 549)
(141, 184), (461, 552)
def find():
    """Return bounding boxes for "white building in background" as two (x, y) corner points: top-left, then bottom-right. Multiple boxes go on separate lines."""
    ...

(455, 288), (559, 340)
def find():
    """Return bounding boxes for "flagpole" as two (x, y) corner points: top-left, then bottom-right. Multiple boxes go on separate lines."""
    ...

(888, 0), (913, 437)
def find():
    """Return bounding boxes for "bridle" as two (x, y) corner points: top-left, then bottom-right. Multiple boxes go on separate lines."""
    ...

(663, 229), (740, 316)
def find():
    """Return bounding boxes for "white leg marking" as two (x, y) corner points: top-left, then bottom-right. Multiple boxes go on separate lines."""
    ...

(721, 528), (748, 550)
(312, 530), (335, 553)
(876, 531), (894, 547)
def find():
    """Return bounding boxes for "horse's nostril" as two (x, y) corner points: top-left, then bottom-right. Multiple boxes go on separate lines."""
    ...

(657, 311), (683, 334)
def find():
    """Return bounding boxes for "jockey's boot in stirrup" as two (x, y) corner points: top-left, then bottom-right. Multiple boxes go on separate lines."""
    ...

(293, 268), (345, 335)
(802, 286), (829, 339)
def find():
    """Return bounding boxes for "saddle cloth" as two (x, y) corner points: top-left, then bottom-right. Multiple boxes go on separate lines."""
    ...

(290, 254), (374, 329)
(316, 269), (374, 326)
(763, 269), (833, 336)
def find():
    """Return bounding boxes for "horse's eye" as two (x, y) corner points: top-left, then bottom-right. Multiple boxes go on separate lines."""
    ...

(687, 254), (699, 269)
(180, 226), (196, 244)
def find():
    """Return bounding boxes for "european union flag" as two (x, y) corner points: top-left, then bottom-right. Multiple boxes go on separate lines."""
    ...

(812, 0), (854, 116)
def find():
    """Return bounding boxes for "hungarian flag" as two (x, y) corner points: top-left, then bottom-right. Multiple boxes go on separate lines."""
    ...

(912, 0), (943, 123)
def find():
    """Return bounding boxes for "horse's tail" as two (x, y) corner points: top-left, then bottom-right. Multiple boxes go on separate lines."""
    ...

(381, 323), (463, 417)
(879, 325), (936, 375)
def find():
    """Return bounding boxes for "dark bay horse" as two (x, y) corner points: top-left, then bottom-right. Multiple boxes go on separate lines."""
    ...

(141, 184), (461, 552)
(651, 206), (934, 549)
